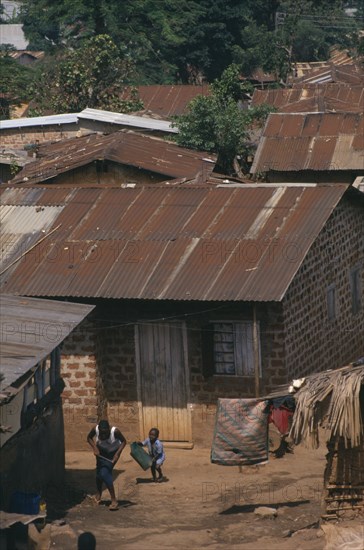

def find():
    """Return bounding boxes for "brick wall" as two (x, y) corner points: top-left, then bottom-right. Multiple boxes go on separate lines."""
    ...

(60, 301), (286, 450)
(96, 324), (140, 443)
(61, 319), (98, 450)
(283, 194), (364, 379)
(187, 303), (286, 446)
(1, 124), (82, 149)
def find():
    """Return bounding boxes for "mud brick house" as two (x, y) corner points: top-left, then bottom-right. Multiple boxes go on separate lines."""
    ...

(0, 182), (363, 449)
(0, 295), (93, 507)
(251, 112), (364, 184)
(0, 108), (177, 152)
(10, 131), (216, 186)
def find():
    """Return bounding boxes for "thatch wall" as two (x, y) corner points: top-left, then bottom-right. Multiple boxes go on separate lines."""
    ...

(323, 436), (364, 518)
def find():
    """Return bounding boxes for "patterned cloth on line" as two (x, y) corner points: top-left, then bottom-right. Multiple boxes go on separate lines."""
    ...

(211, 398), (269, 466)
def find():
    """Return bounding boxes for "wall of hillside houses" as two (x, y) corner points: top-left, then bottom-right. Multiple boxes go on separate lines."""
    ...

(0, 124), (83, 149)
(48, 161), (171, 186)
(61, 301), (286, 450)
(283, 193), (364, 379)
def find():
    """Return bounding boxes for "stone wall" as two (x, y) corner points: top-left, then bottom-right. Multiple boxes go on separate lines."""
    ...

(283, 193), (364, 379)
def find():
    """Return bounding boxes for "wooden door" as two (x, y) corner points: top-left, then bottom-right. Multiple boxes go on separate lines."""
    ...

(136, 322), (191, 442)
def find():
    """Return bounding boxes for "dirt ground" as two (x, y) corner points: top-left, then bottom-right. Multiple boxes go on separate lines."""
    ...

(38, 436), (342, 550)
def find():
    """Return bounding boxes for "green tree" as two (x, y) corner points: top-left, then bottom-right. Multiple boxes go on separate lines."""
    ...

(19, 0), (363, 83)
(173, 65), (272, 175)
(0, 50), (32, 119)
(29, 34), (143, 113)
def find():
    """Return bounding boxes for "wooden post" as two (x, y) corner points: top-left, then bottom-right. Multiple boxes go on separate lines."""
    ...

(253, 304), (260, 397)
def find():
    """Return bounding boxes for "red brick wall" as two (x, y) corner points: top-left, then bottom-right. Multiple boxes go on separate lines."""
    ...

(283, 194), (364, 379)
(61, 320), (98, 450)
(60, 303), (286, 449)
(1, 124), (81, 149)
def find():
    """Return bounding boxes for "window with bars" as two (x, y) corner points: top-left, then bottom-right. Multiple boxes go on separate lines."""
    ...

(327, 284), (336, 321)
(350, 266), (362, 315)
(212, 322), (260, 376)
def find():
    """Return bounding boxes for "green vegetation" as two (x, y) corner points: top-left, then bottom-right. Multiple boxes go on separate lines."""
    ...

(173, 65), (274, 175)
(0, 49), (33, 119)
(18, 0), (363, 82)
(28, 34), (143, 113)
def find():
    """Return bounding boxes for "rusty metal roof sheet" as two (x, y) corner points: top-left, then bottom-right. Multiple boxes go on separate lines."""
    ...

(251, 84), (364, 114)
(121, 85), (210, 118)
(0, 184), (348, 302)
(251, 112), (364, 173)
(292, 63), (364, 86)
(0, 295), (94, 395)
(11, 131), (216, 185)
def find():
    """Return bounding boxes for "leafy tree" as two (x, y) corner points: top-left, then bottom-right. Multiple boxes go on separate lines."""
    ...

(173, 65), (273, 175)
(0, 50), (33, 119)
(18, 0), (363, 83)
(29, 34), (143, 113)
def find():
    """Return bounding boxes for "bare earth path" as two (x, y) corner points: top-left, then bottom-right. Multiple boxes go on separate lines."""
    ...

(45, 443), (334, 549)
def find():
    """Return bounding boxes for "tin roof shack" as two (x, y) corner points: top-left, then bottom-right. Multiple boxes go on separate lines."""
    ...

(0, 183), (363, 449)
(0, 295), (94, 509)
(8, 50), (44, 66)
(289, 362), (364, 520)
(0, 108), (177, 151)
(291, 63), (364, 86)
(251, 112), (364, 184)
(10, 131), (216, 186)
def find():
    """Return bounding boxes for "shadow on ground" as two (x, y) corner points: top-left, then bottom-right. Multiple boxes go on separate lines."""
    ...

(45, 468), (125, 520)
(220, 499), (311, 515)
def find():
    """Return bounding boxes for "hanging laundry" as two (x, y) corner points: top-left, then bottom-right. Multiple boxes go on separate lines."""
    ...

(269, 407), (294, 435)
(268, 396), (295, 435)
(211, 398), (269, 466)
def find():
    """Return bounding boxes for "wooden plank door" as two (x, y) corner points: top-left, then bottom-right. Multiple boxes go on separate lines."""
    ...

(136, 322), (191, 442)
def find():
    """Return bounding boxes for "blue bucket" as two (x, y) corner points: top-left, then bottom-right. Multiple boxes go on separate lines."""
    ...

(10, 492), (41, 515)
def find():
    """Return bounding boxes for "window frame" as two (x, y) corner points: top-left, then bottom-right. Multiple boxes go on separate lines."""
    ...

(350, 265), (362, 315)
(327, 283), (337, 321)
(210, 320), (261, 377)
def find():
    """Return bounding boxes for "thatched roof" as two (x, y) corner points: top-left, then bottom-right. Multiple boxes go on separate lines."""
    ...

(289, 364), (364, 449)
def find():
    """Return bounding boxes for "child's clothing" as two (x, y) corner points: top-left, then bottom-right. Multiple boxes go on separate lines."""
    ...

(95, 424), (122, 488)
(142, 437), (165, 466)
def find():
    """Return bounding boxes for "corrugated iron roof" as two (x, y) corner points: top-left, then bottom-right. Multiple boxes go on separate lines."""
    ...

(0, 184), (348, 302)
(0, 108), (178, 132)
(11, 131), (216, 184)
(0, 295), (94, 396)
(251, 84), (364, 114)
(251, 112), (364, 173)
(292, 63), (364, 86)
(121, 85), (210, 118)
(78, 108), (178, 133)
(0, 113), (79, 130)
(8, 50), (44, 60)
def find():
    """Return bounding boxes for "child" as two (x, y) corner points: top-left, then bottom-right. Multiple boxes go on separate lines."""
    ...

(138, 428), (165, 482)
(87, 420), (126, 510)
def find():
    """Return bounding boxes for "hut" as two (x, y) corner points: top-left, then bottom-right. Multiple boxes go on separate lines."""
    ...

(289, 361), (364, 519)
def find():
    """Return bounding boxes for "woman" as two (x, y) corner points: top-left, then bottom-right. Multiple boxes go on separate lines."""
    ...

(87, 420), (126, 510)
